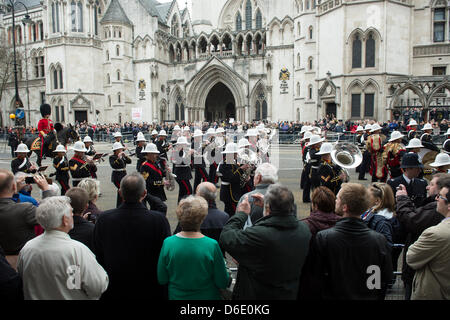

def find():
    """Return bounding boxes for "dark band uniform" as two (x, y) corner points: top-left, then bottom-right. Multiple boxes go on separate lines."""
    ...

(356, 133), (370, 180)
(86, 145), (96, 156)
(11, 157), (36, 175)
(173, 149), (193, 203)
(407, 129), (418, 141)
(317, 159), (342, 195)
(135, 144), (146, 171)
(69, 156), (97, 187)
(300, 144), (311, 203)
(192, 141), (208, 192)
(420, 133), (439, 152)
(53, 155), (70, 195)
(308, 147), (322, 190)
(443, 138), (450, 154)
(156, 139), (170, 160)
(218, 160), (243, 216)
(110, 153), (132, 207)
(140, 160), (167, 202)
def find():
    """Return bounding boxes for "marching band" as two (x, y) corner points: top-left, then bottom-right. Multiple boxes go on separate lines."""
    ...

(9, 119), (450, 216)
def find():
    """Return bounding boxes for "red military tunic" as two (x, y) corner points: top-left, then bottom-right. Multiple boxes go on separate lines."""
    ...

(38, 118), (54, 138)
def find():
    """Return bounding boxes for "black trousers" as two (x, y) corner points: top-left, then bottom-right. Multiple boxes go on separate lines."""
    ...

(358, 151), (370, 179)
(194, 166), (209, 193)
(209, 163), (219, 185)
(177, 179), (193, 203)
(57, 176), (70, 195)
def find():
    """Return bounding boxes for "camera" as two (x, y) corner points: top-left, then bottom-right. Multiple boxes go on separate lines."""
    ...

(25, 176), (36, 184)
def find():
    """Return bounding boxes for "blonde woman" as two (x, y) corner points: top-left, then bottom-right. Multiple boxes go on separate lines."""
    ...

(78, 178), (102, 224)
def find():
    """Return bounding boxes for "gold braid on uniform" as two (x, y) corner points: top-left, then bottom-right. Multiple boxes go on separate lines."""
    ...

(382, 142), (402, 167)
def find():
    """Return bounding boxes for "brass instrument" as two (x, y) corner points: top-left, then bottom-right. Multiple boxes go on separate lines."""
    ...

(237, 148), (261, 188)
(160, 157), (176, 191)
(330, 142), (363, 183)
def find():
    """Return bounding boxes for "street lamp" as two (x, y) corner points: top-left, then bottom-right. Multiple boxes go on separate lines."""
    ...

(22, 13), (32, 128)
(1, 0), (32, 139)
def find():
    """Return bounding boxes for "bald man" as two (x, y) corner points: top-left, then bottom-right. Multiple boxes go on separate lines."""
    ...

(174, 182), (229, 248)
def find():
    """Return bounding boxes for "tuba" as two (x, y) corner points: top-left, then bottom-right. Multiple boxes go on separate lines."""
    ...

(330, 142), (363, 183)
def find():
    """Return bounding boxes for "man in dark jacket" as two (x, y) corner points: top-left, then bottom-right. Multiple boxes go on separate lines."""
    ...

(0, 245), (23, 300)
(387, 153), (428, 208)
(395, 172), (449, 300)
(66, 187), (95, 251)
(93, 172), (171, 300)
(311, 183), (393, 300)
(219, 184), (311, 300)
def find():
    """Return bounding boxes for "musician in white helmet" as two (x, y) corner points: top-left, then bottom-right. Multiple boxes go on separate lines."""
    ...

(110, 142), (132, 208)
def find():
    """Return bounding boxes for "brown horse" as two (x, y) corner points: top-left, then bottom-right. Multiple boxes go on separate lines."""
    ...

(24, 123), (79, 166)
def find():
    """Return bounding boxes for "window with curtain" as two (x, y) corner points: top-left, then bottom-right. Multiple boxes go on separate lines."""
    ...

(52, 3), (56, 33)
(56, 2), (60, 32)
(351, 93), (361, 118)
(256, 9), (262, 29)
(71, 1), (76, 31)
(365, 34), (375, 67)
(246, 0), (252, 30)
(364, 93), (374, 117)
(78, 2), (83, 32)
(434, 7), (446, 42)
(352, 34), (362, 68)
(59, 68), (63, 88)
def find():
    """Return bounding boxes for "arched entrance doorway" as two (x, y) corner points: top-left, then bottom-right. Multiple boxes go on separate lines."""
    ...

(205, 82), (236, 122)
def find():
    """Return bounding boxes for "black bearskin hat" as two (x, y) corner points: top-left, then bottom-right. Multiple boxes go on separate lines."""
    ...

(40, 103), (51, 117)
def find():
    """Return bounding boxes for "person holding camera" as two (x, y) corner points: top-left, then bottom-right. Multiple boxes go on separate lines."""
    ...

(0, 170), (53, 270)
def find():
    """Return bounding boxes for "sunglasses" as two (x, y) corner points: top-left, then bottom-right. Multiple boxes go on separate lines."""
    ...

(436, 194), (449, 203)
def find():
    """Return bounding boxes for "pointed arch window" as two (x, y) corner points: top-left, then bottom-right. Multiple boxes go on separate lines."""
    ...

(117, 70), (121, 81)
(56, 2), (60, 32)
(365, 33), (375, 67)
(53, 68), (58, 89)
(246, 0), (252, 30)
(236, 12), (242, 31)
(180, 104), (185, 121)
(71, 1), (83, 32)
(77, 2), (83, 32)
(309, 26), (313, 40)
(352, 34), (362, 68)
(297, 53), (301, 68)
(171, 15), (179, 37)
(175, 104), (180, 121)
(297, 82), (301, 96)
(255, 90), (267, 120)
(118, 92), (121, 104)
(94, 2), (99, 36)
(256, 9), (262, 29)
(116, 45), (120, 56)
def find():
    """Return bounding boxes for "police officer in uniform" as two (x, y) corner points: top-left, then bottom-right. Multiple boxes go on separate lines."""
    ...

(172, 136), (193, 203)
(110, 142), (132, 207)
(218, 143), (244, 216)
(52, 144), (70, 195)
(11, 143), (37, 175)
(387, 152), (428, 208)
(69, 141), (97, 187)
(135, 132), (147, 172)
(316, 142), (345, 195)
(140, 143), (168, 214)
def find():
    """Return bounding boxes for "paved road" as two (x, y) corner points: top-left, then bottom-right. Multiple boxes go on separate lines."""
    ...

(0, 142), (371, 230)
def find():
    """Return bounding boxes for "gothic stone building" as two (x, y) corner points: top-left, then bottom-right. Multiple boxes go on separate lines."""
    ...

(1, 0), (450, 126)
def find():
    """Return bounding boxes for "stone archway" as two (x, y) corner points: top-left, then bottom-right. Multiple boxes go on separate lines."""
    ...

(186, 59), (247, 122)
(205, 82), (236, 122)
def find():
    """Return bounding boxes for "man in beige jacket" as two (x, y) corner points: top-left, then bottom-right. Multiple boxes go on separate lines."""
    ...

(406, 181), (450, 300)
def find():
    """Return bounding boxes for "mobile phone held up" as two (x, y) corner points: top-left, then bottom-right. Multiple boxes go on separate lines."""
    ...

(25, 176), (36, 184)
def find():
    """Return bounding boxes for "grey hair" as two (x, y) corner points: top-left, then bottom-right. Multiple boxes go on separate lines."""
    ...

(78, 178), (100, 202)
(264, 184), (294, 216)
(197, 184), (217, 202)
(36, 196), (72, 230)
(255, 163), (278, 184)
